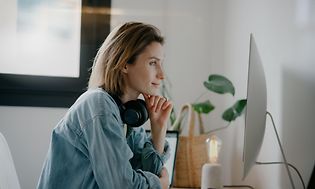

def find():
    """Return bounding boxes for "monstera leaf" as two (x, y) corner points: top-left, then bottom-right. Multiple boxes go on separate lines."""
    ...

(203, 74), (235, 96)
(192, 100), (215, 114)
(222, 99), (247, 122)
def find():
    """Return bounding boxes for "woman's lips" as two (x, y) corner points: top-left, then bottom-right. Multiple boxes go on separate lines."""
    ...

(152, 83), (160, 88)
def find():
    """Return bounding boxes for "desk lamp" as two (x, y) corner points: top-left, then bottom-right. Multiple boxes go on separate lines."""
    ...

(201, 135), (223, 189)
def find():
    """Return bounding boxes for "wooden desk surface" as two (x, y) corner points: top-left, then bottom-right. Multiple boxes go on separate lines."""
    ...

(172, 187), (246, 189)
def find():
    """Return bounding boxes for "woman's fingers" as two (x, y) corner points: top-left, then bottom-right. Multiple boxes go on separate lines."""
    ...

(162, 100), (172, 110)
(142, 94), (170, 112)
(142, 94), (154, 106)
(155, 97), (167, 112)
(143, 93), (149, 101)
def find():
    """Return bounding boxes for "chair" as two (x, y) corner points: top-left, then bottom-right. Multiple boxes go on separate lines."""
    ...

(0, 132), (21, 189)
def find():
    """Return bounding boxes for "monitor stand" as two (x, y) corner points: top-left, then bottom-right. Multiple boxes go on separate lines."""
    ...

(265, 111), (296, 189)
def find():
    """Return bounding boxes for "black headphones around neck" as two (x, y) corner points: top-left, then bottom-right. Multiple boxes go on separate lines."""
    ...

(110, 94), (149, 127)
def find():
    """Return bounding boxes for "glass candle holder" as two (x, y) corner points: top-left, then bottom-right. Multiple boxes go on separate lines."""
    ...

(201, 134), (223, 189)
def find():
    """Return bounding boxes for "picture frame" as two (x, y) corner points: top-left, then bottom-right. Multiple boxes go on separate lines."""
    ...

(0, 0), (111, 107)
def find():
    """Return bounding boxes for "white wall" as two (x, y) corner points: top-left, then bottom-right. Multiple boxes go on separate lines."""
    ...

(1, 0), (314, 189)
(221, 0), (315, 188)
(110, 0), (225, 112)
(0, 106), (67, 189)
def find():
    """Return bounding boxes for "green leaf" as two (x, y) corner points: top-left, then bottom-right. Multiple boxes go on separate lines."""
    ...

(169, 107), (176, 125)
(192, 100), (215, 114)
(203, 74), (235, 96)
(222, 108), (236, 122)
(222, 99), (247, 122)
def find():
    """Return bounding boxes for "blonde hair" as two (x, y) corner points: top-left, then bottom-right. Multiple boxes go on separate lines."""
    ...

(88, 22), (164, 96)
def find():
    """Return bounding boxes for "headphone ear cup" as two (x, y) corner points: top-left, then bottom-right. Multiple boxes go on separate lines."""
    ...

(137, 99), (149, 123)
(122, 99), (148, 127)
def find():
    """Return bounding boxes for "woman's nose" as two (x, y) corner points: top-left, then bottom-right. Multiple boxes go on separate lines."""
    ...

(157, 66), (165, 80)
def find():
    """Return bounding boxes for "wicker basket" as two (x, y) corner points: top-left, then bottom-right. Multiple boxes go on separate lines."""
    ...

(172, 104), (210, 188)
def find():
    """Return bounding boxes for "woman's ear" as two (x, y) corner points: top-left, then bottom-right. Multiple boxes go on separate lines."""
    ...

(122, 63), (128, 73)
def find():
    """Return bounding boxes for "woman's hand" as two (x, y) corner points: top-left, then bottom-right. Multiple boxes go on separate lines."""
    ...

(159, 167), (169, 189)
(143, 94), (173, 153)
(143, 94), (173, 129)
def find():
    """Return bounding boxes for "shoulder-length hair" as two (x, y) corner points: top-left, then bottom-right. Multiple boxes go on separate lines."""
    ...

(88, 22), (164, 96)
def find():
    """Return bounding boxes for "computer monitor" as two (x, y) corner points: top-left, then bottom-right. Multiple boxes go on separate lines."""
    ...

(146, 130), (179, 187)
(243, 34), (296, 189)
(243, 33), (267, 179)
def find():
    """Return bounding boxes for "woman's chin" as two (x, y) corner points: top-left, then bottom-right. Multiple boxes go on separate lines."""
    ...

(146, 90), (159, 96)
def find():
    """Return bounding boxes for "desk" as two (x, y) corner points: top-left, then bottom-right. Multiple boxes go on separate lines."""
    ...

(172, 187), (249, 189)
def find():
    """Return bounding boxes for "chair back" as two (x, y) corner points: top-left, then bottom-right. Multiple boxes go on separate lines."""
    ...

(0, 132), (21, 189)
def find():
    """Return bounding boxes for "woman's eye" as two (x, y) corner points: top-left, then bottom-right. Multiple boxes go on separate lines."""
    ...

(149, 61), (157, 66)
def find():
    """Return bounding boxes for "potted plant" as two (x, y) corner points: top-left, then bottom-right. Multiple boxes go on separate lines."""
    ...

(168, 74), (247, 133)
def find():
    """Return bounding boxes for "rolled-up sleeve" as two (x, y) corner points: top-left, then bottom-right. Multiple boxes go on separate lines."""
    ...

(142, 138), (170, 175)
(82, 114), (161, 189)
(128, 127), (170, 176)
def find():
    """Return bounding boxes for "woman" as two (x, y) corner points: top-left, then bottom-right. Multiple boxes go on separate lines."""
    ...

(37, 22), (172, 189)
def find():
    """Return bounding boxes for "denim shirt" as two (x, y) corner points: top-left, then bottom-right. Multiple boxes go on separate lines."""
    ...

(37, 88), (170, 189)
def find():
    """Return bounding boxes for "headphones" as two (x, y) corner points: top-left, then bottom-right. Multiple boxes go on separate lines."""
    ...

(110, 94), (149, 127)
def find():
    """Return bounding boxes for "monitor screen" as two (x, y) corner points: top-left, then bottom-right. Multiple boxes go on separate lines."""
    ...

(243, 34), (267, 179)
(146, 130), (179, 187)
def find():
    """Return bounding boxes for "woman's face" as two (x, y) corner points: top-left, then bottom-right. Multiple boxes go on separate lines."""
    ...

(123, 42), (165, 97)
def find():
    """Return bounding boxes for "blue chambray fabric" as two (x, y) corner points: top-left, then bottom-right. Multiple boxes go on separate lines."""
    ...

(37, 88), (170, 189)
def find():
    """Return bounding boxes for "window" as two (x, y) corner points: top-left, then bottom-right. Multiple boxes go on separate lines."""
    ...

(0, 0), (111, 107)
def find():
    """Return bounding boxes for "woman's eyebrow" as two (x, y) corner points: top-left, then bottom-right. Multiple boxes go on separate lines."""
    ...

(148, 56), (162, 61)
